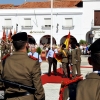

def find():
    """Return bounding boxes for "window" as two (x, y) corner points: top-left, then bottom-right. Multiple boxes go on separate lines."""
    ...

(65, 18), (73, 27)
(94, 10), (100, 26)
(24, 18), (31, 26)
(22, 18), (33, 29)
(5, 18), (12, 26)
(62, 18), (74, 30)
(44, 18), (51, 27)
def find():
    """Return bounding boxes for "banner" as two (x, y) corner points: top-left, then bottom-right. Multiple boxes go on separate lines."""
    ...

(64, 31), (70, 49)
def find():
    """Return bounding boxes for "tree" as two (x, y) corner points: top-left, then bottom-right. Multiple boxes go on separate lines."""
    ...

(79, 40), (87, 44)
(36, 47), (42, 55)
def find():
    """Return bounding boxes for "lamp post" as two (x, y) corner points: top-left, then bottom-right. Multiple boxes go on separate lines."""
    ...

(50, 0), (53, 49)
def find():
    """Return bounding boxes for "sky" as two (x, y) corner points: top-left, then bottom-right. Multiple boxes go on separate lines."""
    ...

(0, 0), (47, 5)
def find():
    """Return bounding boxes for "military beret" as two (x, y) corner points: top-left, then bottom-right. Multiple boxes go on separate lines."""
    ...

(12, 32), (28, 41)
(88, 38), (100, 54)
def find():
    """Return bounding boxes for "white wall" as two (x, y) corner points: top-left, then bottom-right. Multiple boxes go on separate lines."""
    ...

(82, 1), (100, 41)
(0, 8), (83, 44)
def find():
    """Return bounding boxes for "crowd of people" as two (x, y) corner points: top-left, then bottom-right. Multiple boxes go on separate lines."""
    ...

(80, 43), (91, 55)
(1, 35), (82, 79)
(0, 31), (100, 100)
(45, 43), (81, 80)
(0, 32), (45, 100)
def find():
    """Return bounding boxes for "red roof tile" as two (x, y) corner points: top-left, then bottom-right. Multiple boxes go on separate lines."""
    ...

(0, 0), (82, 9)
(0, 4), (14, 9)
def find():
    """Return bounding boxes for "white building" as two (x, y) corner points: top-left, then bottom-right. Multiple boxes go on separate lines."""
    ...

(0, 0), (99, 45)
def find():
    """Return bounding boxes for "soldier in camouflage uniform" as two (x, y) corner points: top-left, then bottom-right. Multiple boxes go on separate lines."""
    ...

(1, 41), (6, 59)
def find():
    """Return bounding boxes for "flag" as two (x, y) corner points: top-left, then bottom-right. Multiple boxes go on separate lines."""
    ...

(14, 29), (16, 35)
(2, 29), (6, 41)
(8, 29), (12, 41)
(54, 53), (62, 62)
(64, 31), (70, 49)
(6, 29), (8, 37)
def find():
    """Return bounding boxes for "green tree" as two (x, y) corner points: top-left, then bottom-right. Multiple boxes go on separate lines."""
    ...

(79, 40), (87, 44)
(36, 47), (42, 55)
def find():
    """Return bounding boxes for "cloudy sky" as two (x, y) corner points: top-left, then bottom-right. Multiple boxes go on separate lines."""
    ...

(0, 0), (47, 5)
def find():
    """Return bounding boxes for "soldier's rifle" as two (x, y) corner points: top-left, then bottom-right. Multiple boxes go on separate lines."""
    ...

(0, 78), (36, 91)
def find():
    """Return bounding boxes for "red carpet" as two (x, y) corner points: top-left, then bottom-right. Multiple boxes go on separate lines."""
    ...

(41, 67), (83, 85)
(81, 66), (92, 68)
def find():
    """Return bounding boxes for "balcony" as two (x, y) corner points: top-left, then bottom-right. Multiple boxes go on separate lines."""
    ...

(41, 25), (51, 30)
(91, 26), (100, 30)
(2, 26), (13, 29)
(91, 20), (100, 30)
(91, 23), (100, 30)
(21, 26), (33, 29)
(62, 25), (74, 30)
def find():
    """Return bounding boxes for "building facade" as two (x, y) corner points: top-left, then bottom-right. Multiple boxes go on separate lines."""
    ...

(0, 0), (99, 45)
(83, 0), (100, 43)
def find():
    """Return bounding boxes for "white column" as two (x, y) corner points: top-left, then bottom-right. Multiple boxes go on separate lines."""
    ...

(50, 0), (53, 49)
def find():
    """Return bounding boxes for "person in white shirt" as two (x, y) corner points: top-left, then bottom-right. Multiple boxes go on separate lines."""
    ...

(28, 46), (42, 63)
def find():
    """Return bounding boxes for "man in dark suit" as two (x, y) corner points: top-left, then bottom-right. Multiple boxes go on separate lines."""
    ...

(76, 43), (81, 76)
(1, 32), (45, 100)
(76, 38), (100, 100)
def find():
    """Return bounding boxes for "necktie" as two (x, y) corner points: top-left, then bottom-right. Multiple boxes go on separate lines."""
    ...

(31, 52), (34, 56)
(53, 51), (56, 58)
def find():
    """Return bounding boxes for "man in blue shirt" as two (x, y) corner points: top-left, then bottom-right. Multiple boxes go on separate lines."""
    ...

(46, 45), (58, 76)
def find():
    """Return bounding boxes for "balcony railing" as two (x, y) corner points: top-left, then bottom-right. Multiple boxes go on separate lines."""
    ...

(91, 26), (100, 30)
(21, 26), (33, 29)
(91, 21), (100, 30)
(62, 25), (74, 30)
(91, 23), (100, 30)
(41, 25), (51, 30)
(2, 26), (13, 29)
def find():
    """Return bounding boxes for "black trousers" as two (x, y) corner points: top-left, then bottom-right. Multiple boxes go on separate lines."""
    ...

(48, 57), (57, 74)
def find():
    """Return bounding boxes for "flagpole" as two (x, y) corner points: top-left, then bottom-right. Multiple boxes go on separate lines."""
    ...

(50, 0), (53, 49)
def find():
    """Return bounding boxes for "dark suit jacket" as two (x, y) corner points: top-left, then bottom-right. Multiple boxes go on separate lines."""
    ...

(76, 73), (100, 100)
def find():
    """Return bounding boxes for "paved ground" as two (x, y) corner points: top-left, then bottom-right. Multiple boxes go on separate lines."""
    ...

(41, 55), (93, 100)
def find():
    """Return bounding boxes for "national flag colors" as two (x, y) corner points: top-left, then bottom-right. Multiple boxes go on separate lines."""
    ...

(2, 29), (6, 41)
(54, 31), (71, 62)
(14, 29), (16, 35)
(64, 31), (71, 49)
(8, 29), (12, 41)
